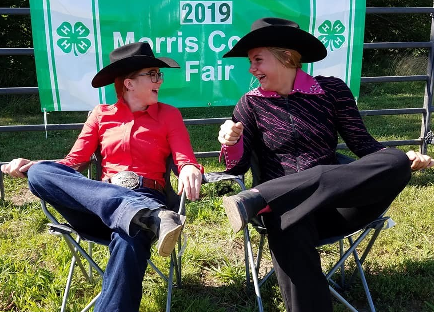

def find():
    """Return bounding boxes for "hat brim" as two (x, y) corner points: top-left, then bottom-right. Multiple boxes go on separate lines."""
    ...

(92, 56), (180, 88)
(223, 26), (327, 63)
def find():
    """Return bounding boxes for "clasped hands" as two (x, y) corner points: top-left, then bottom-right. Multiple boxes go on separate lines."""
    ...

(218, 120), (244, 146)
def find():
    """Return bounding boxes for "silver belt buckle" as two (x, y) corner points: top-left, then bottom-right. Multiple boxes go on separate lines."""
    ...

(111, 171), (140, 189)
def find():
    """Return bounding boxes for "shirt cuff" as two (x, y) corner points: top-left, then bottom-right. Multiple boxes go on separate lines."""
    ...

(219, 136), (244, 170)
(179, 162), (204, 174)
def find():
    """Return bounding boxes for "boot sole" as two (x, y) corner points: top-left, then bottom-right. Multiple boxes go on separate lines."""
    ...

(157, 224), (183, 257)
(223, 196), (247, 233)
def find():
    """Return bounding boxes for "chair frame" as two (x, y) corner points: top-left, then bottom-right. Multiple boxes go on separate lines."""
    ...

(242, 206), (394, 312)
(204, 153), (396, 312)
(40, 156), (186, 312)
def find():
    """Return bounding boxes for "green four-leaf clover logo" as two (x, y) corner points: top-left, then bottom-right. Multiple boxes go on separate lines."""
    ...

(318, 20), (346, 51)
(56, 22), (91, 56)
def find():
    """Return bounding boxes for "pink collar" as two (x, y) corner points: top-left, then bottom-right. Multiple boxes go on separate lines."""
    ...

(246, 68), (325, 98)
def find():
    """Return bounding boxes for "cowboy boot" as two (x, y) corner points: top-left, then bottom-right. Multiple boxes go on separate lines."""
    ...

(134, 209), (186, 257)
(222, 190), (267, 233)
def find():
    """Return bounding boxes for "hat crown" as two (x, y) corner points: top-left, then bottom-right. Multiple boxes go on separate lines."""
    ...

(223, 16), (327, 63)
(109, 42), (155, 63)
(251, 17), (300, 31)
(92, 41), (179, 88)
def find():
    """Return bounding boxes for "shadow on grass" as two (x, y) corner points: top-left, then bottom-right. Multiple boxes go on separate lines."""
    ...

(407, 168), (434, 187)
(151, 274), (282, 312)
(153, 258), (434, 312)
(330, 258), (434, 312)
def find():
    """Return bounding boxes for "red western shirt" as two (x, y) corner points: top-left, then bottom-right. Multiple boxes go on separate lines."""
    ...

(58, 98), (203, 187)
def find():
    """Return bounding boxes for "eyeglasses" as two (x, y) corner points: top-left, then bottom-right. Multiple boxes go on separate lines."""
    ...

(136, 71), (164, 83)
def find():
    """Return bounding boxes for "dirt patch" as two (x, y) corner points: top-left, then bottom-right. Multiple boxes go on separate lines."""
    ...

(0, 290), (16, 311)
(9, 188), (37, 206)
(227, 236), (274, 281)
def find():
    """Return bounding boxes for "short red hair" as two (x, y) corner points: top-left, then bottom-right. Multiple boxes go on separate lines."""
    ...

(113, 69), (142, 99)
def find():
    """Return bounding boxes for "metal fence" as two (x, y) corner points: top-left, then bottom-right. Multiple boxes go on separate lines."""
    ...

(1, 6), (434, 199)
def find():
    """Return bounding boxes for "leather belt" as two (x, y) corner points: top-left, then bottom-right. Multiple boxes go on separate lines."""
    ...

(108, 171), (164, 193)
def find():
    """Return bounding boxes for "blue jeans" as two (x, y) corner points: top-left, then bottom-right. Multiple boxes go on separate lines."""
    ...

(27, 161), (167, 312)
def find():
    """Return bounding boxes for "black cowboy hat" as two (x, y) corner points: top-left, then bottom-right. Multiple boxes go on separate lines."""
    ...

(92, 42), (180, 88)
(223, 17), (327, 63)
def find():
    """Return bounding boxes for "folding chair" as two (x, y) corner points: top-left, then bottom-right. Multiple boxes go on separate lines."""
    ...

(40, 153), (186, 312)
(203, 152), (395, 312)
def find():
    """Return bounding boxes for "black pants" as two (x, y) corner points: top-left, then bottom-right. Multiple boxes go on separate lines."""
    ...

(256, 148), (411, 312)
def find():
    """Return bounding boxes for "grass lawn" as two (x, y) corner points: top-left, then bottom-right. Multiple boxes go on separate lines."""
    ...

(1, 84), (434, 311)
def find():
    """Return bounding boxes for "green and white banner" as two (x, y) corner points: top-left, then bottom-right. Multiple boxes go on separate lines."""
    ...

(29, 0), (366, 111)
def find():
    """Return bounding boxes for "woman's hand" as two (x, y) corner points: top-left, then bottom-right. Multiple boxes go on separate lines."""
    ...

(1, 158), (35, 178)
(218, 120), (244, 146)
(178, 164), (202, 201)
(406, 150), (434, 171)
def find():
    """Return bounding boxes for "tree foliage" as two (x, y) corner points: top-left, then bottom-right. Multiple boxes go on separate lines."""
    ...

(0, 0), (35, 87)
(366, 0), (432, 43)
(362, 0), (433, 76)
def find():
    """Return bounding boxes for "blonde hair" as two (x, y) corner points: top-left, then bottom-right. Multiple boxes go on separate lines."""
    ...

(114, 69), (142, 98)
(267, 47), (302, 69)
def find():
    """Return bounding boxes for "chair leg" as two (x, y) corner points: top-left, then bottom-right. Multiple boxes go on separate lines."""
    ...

(349, 226), (383, 285)
(255, 235), (265, 272)
(59, 234), (103, 312)
(244, 232), (251, 291)
(258, 268), (274, 289)
(326, 229), (372, 280)
(81, 293), (101, 312)
(62, 234), (104, 277)
(88, 242), (94, 283)
(348, 237), (376, 312)
(147, 251), (179, 312)
(61, 253), (77, 312)
(147, 260), (168, 282)
(41, 201), (106, 311)
(174, 235), (182, 287)
(328, 286), (358, 312)
(325, 229), (379, 312)
(62, 237), (91, 280)
(244, 227), (264, 312)
(339, 240), (346, 287)
(165, 255), (175, 312)
(255, 234), (274, 288)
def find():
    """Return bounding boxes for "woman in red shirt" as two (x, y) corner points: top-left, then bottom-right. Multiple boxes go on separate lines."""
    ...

(1, 42), (203, 311)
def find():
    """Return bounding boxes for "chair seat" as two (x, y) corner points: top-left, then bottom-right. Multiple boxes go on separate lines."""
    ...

(47, 223), (111, 245)
(317, 216), (392, 246)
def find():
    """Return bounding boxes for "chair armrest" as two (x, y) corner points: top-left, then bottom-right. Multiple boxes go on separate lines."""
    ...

(202, 172), (243, 184)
